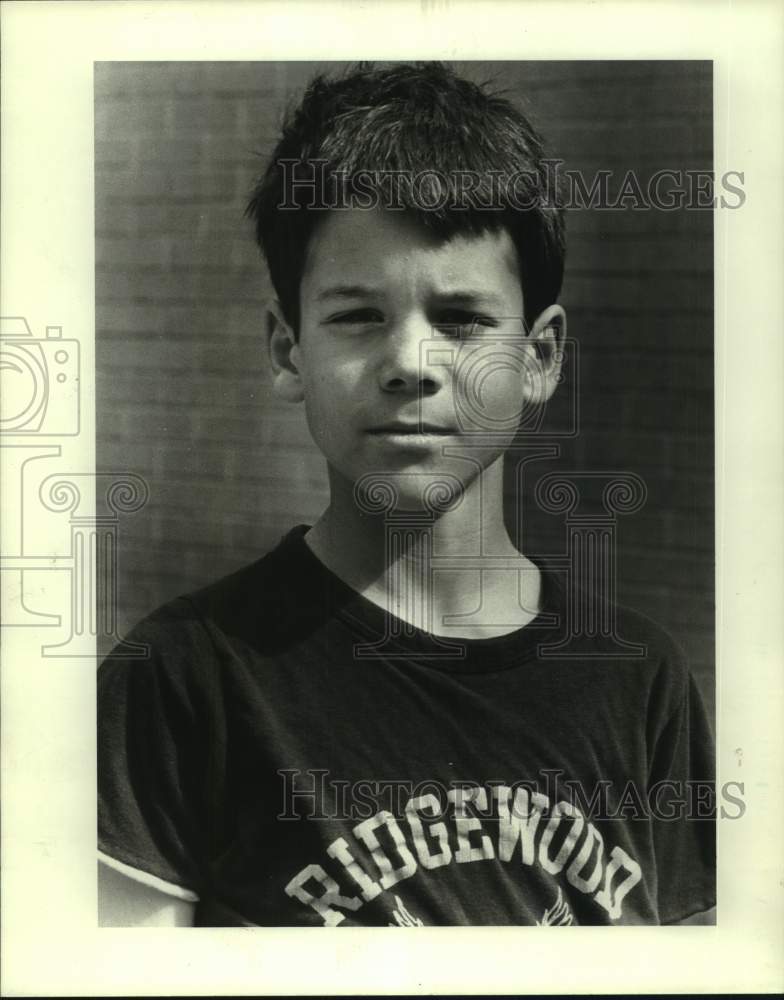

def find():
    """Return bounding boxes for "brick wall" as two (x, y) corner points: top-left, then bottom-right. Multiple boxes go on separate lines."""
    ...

(96, 61), (714, 717)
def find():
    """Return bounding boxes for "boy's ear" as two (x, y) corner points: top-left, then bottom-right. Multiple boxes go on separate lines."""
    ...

(266, 299), (304, 403)
(522, 304), (567, 405)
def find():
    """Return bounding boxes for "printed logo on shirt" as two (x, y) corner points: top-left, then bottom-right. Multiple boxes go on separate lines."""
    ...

(387, 895), (424, 927)
(283, 783), (642, 925)
(385, 890), (574, 927)
(537, 887), (574, 926)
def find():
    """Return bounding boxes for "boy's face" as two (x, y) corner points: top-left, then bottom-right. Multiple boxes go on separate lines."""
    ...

(270, 207), (560, 509)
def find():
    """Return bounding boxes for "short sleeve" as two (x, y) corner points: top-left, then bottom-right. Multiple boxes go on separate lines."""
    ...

(648, 666), (716, 924)
(98, 598), (225, 899)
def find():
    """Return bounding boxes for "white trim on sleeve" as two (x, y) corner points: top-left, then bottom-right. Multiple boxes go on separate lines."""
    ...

(98, 850), (200, 903)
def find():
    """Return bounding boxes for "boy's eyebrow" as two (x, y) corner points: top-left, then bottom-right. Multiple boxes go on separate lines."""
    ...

(316, 286), (508, 309)
(315, 284), (383, 302)
(432, 290), (506, 309)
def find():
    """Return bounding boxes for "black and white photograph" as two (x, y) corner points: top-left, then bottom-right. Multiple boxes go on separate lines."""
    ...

(2, 0), (783, 995)
(95, 59), (718, 929)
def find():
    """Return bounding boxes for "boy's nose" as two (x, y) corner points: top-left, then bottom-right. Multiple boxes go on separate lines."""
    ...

(377, 318), (443, 396)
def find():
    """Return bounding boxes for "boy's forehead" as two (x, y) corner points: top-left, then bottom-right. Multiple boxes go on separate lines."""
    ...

(301, 208), (521, 297)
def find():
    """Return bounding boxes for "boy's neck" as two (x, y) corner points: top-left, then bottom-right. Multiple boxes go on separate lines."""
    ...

(304, 459), (542, 638)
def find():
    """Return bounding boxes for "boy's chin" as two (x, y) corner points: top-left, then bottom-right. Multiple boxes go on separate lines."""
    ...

(350, 468), (468, 519)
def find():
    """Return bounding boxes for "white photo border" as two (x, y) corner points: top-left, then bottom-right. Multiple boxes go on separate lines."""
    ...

(2, 0), (782, 995)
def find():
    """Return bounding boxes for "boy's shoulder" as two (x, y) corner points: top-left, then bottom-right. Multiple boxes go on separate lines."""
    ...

(608, 597), (694, 704)
(183, 525), (303, 621)
(102, 525), (308, 668)
(542, 566), (695, 704)
(544, 564), (688, 666)
(614, 600), (688, 666)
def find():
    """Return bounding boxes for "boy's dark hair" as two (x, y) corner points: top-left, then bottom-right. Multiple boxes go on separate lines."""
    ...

(246, 61), (566, 334)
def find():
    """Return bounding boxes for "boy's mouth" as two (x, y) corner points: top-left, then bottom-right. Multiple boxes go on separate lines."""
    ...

(366, 422), (454, 435)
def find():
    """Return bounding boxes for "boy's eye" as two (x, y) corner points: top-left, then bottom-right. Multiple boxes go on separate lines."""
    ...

(434, 311), (498, 335)
(328, 308), (384, 325)
(325, 308), (498, 333)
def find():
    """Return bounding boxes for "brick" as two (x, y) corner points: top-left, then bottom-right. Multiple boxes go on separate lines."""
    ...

(168, 234), (249, 269)
(568, 311), (713, 356)
(582, 350), (712, 393)
(567, 232), (712, 275)
(166, 94), (241, 138)
(565, 272), (712, 315)
(95, 97), (169, 141)
(94, 137), (137, 168)
(96, 265), (243, 304)
(99, 163), (240, 203)
(96, 336), (198, 373)
(112, 403), (198, 440)
(566, 205), (712, 238)
(506, 78), (711, 120)
(95, 62), (187, 99)
(491, 60), (711, 89)
(96, 235), (174, 269)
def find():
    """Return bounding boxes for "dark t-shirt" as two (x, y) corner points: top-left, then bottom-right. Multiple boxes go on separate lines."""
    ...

(98, 525), (715, 926)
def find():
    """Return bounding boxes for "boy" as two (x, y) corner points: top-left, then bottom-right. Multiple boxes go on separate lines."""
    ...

(97, 62), (715, 926)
